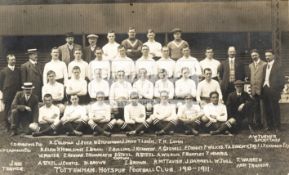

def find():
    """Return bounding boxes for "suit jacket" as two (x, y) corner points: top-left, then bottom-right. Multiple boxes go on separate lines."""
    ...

(83, 46), (97, 63)
(226, 91), (252, 117)
(0, 67), (21, 103)
(262, 60), (285, 99)
(248, 60), (267, 96)
(11, 91), (39, 122)
(58, 43), (82, 65)
(219, 58), (245, 91)
(20, 61), (43, 99)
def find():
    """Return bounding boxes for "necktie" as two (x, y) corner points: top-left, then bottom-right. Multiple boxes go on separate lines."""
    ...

(267, 64), (270, 70)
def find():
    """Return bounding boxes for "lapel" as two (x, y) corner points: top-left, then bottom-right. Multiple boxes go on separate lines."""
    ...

(269, 61), (277, 81)
(27, 61), (39, 75)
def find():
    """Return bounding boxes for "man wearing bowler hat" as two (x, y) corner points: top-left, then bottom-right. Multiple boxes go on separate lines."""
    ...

(83, 34), (99, 63)
(10, 82), (39, 136)
(58, 32), (82, 65)
(21, 49), (43, 100)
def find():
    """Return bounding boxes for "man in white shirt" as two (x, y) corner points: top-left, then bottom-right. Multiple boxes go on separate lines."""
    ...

(68, 49), (89, 80)
(143, 29), (162, 59)
(42, 70), (65, 112)
(135, 45), (157, 80)
(61, 94), (88, 136)
(175, 67), (197, 99)
(102, 31), (120, 60)
(156, 46), (176, 78)
(111, 45), (135, 82)
(201, 91), (228, 135)
(196, 68), (223, 106)
(177, 95), (204, 135)
(175, 47), (202, 84)
(43, 47), (68, 85)
(200, 47), (221, 81)
(154, 69), (174, 99)
(88, 69), (109, 100)
(30, 94), (61, 137)
(120, 92), (146, 133)
(133, 68), (154, 100)
(88, 47), (110, 80)
(128, 91), (177, 136)
(87, 91), (112, 137)
(109, 70), (133, 121)
(66, 66), (88, 104)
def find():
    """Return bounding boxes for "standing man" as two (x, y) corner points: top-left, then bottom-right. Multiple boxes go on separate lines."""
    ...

(262, 49), (285, 132)
(88, 47), (110, 81)
(175, 47), (202, 83)
(143, 29), (162, 59)
(43, 47), (68, 85)
(219, 46), (245, 102)
(200, 47), (220, 81)
(167, 28), (189, 60)
(10, 82), (39, 136)
(121, 27), (143, 60)
(58, 32), (82, 65)
(102, 31), (120, 60)
(83, 34), (98, 63)
(156, 46), (176, 79)
(0, 54), (21, 131)
(68, 48), (89, 80)
(248, 49), (267, 130)
(21, 49), (43, 100)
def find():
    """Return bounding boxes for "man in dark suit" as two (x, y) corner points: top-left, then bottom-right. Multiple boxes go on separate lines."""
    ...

(210, 80), (253, 135)
(83, 34), (98, 63)
(248, 49), (267, 130)
(10, 82), (39, 136)
(58, 32), (82, 65)
(20, 49), (43, 100)
(219, 46), (245, 102)
(262, 49), (285, 132)
(0, 54), (21, 131)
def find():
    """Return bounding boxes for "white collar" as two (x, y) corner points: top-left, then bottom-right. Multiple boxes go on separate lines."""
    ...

(29, 59), (37, 65)
(268, 60), (275, 66)
(254, 59), (260, 65)
(8, 65), (15, 70)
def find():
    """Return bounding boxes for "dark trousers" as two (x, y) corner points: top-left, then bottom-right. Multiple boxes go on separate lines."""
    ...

(10, 109), (33, 133)
(3, 98), (13, 128)
(223, 82), (235, 103)
(252, 94), (262, 127)
(262, 86), (281, 129)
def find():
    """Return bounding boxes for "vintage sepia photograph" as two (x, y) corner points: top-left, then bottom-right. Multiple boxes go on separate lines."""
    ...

(0, 0), (288, 174)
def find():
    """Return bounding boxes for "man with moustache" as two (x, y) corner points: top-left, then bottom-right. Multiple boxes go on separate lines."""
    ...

(121, 27), (143, 60)
(21, 49), (43, 100)
(262, 50), (285, 132)
(143, 29), (162, 59)
(43, 47), (68, 84)
(83, 34), (99, 63)
(219, 46), (245, 102)
(248, 49), (267, 130)
(58, 32), (82, 65)
(0, 54), (21, 132)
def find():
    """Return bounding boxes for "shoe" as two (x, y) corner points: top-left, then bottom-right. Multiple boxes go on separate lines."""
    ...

(32, 132), (42, 137)
(184, 130), (191, 135)
(66, 132), (75, 136)
(210, 130), (220, 135)
(248, 125), (255, 133)
(126, 131), (136, 136)
(102, 131), (111, 137)
(191, 129), (199, 136)
(93, 131), (99, 136)
(224, 130), (233, 136)
(52, 131), (58, 135)
(73, 130), (83, 136)
(168, 131), (174, 135)
(155, 130), (166, 136)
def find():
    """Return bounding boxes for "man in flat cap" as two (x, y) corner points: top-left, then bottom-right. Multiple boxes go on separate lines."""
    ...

(21, 49), (43, 100)
(10, 82), (39, 136)
(121, 27), (143, 61)
(210, 80), (253, 135)
(58, 32), (82, 65)
(83, 34), (99, 63)
(167, 28), (189, 60)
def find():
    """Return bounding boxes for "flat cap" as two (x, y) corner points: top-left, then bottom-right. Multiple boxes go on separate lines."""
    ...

(171, 28), (182, 34)
(26, 48), (38, 55)
(66, 32), (74, 37)
(87, 34), (99, 38)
